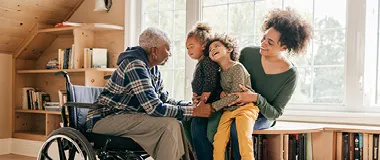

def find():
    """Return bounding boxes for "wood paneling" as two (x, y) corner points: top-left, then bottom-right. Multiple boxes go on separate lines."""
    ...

(0, 0), (84, 54)
(0, 54), (12, 138)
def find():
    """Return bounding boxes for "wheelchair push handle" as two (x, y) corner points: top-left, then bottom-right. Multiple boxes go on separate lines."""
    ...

(54, 71), (71, 84)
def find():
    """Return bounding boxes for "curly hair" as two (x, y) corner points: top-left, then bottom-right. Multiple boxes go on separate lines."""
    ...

(262, 7), (313, 55)
(187, 22), (212, 46)
(206, 33), (240, 61)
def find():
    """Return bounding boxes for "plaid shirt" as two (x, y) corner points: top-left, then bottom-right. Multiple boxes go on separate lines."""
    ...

(86, 48), (193, 132)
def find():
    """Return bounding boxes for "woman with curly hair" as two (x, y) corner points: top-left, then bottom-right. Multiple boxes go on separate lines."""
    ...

(197, 7), (313, 159)
(229, 7), (313, 159)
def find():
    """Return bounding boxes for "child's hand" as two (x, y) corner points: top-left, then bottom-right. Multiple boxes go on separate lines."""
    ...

(200, 92), (211, 103)
(192, 92), (201, 105)
(220, 91), (227, 98)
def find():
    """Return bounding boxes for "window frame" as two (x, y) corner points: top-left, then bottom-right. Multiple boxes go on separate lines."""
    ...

(127, 0), (380, 125)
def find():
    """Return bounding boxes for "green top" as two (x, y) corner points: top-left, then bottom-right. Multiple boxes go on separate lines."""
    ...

(239, 47), (298, 120)
(211, 62), (251, 111)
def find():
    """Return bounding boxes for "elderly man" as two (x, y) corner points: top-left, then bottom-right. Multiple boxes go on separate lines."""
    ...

(86, 27), (212, 160)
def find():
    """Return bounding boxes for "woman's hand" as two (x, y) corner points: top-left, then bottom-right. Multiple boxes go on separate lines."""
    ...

(228, 84), (258, 106)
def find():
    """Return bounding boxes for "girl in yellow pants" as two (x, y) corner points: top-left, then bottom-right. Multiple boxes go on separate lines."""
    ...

(206, 33), (259, 160)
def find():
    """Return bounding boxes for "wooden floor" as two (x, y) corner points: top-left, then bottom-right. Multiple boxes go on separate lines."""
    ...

(0, 154), (35, 160)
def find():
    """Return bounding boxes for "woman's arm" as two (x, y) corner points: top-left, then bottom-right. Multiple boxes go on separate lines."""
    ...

(229, 75), (297, 119)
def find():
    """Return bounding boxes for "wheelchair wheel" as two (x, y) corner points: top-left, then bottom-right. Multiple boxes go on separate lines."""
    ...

(38, 127), (96, 160)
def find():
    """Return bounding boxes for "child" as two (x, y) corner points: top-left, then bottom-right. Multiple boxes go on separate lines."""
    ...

(207, 33), (259, 160)
(185, 22), (223, 160)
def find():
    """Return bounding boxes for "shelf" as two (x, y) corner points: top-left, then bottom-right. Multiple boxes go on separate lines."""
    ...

(13, 132), (47, 141)
(38, 23), (124, 35)
(17, 68), (116, 74)
(15, 109), (61, 115)
(15, 23), (124, 59)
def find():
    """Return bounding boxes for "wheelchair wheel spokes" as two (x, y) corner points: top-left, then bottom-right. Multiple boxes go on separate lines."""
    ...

(38, 127), (96, 160)
(39, 135), (86, 160)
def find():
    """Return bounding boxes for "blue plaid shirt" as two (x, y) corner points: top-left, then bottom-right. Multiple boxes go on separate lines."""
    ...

(86, 47), (193, 132)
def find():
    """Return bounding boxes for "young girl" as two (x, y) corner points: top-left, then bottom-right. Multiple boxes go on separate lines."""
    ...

(184, 22), (223, 160)
(207, 33), (259, 160)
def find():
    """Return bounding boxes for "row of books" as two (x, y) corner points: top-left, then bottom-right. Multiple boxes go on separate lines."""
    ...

(288, 133), (312, 160)
(57, 45), (75, 69)
(84, 48), (108, 68)
(21, 88), (67, 111)
(253, 135), (268, 160)
(341, 133), (380, 160)
(22, 88), (51, 110)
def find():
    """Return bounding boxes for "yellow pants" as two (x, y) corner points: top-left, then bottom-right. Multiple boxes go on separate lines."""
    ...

(213, 103), (259, 160)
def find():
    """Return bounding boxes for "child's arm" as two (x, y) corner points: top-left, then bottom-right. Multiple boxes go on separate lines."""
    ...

(211, 64), (250, 111)
(200, 57), (220, 103)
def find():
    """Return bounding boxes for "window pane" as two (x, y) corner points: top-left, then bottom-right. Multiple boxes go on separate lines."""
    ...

(175, 0), (185, 10)
(159, 0), (173, 10)
(290, 67), (312, 103)
(313, 29), (345, 65)
(254, 0), (283, 34)
(160, 69), (174, 95)
(314, 0), (346, 29)
(288, 43), (313, 66)
(203, 0), (227, 6)
(235, 35), (255, 49)
(313, 67), (344, 103)
(173, 70), (185, 99)
(228, 2), (254, 35)
(202, 5), (228, 33)
(284, 0), (313, 24)
(143, 0), (159, 12)
(159, 11), (174, 38)
(144, 13), (159, 28)
(173, 39), (186, 69)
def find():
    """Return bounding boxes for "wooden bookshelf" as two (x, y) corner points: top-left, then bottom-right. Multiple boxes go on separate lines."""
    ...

(17, 68), (116, 74)
(15, 109), (61, 115)
(13, 22), (123, 141)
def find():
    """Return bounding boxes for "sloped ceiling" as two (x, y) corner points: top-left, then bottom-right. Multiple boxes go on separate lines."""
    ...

(0, 0), (84, 54)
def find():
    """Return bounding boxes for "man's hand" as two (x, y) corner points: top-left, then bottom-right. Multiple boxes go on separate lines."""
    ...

(228, 84), (258, 106)
(192, 101), (213, 117)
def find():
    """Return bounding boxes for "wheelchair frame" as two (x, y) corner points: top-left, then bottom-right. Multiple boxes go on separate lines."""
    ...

(37, 71), (148, 160)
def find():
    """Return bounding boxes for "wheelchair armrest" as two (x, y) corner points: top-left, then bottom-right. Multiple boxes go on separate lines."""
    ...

(63, 102), (103, 109)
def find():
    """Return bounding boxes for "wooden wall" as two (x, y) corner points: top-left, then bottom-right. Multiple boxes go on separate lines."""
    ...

(68, 0), (125, 67)
(68, 0), (125, 27)
(0, 54), (12, 138)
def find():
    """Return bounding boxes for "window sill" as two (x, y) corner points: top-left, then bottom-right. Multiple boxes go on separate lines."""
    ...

(278, 110), (380, 126)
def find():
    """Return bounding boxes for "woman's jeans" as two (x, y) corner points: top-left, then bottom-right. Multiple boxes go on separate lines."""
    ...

(191, 113), (273, 160)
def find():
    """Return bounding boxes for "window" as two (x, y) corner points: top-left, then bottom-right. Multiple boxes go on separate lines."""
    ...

(202, 0), (347, 105)
(137, 0), (380, 116)
(141, 0), (187, 100)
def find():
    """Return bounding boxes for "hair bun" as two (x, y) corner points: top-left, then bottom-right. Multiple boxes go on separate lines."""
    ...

(194, 22), (211, 33)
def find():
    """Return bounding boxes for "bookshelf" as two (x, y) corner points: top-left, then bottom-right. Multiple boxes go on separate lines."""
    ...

(13, 23), (123, 141)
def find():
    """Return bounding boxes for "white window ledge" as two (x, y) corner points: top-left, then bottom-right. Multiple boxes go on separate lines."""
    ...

(278, 110), (380, 126)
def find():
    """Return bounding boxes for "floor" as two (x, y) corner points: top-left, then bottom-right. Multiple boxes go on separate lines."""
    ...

(0, 154), (35, 160)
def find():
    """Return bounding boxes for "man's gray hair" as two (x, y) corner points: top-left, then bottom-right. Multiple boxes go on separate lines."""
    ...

(139, 27), (171, 53)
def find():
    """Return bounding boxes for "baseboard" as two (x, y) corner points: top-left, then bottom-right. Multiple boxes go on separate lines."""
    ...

(11, 138), (43, 157)
(0, 138), (11, 155)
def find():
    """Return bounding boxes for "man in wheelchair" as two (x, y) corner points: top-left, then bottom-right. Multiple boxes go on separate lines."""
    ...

(87, 27), (213, 160)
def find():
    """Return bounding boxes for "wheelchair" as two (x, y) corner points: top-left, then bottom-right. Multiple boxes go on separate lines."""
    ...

(37, 71), (149, 160)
